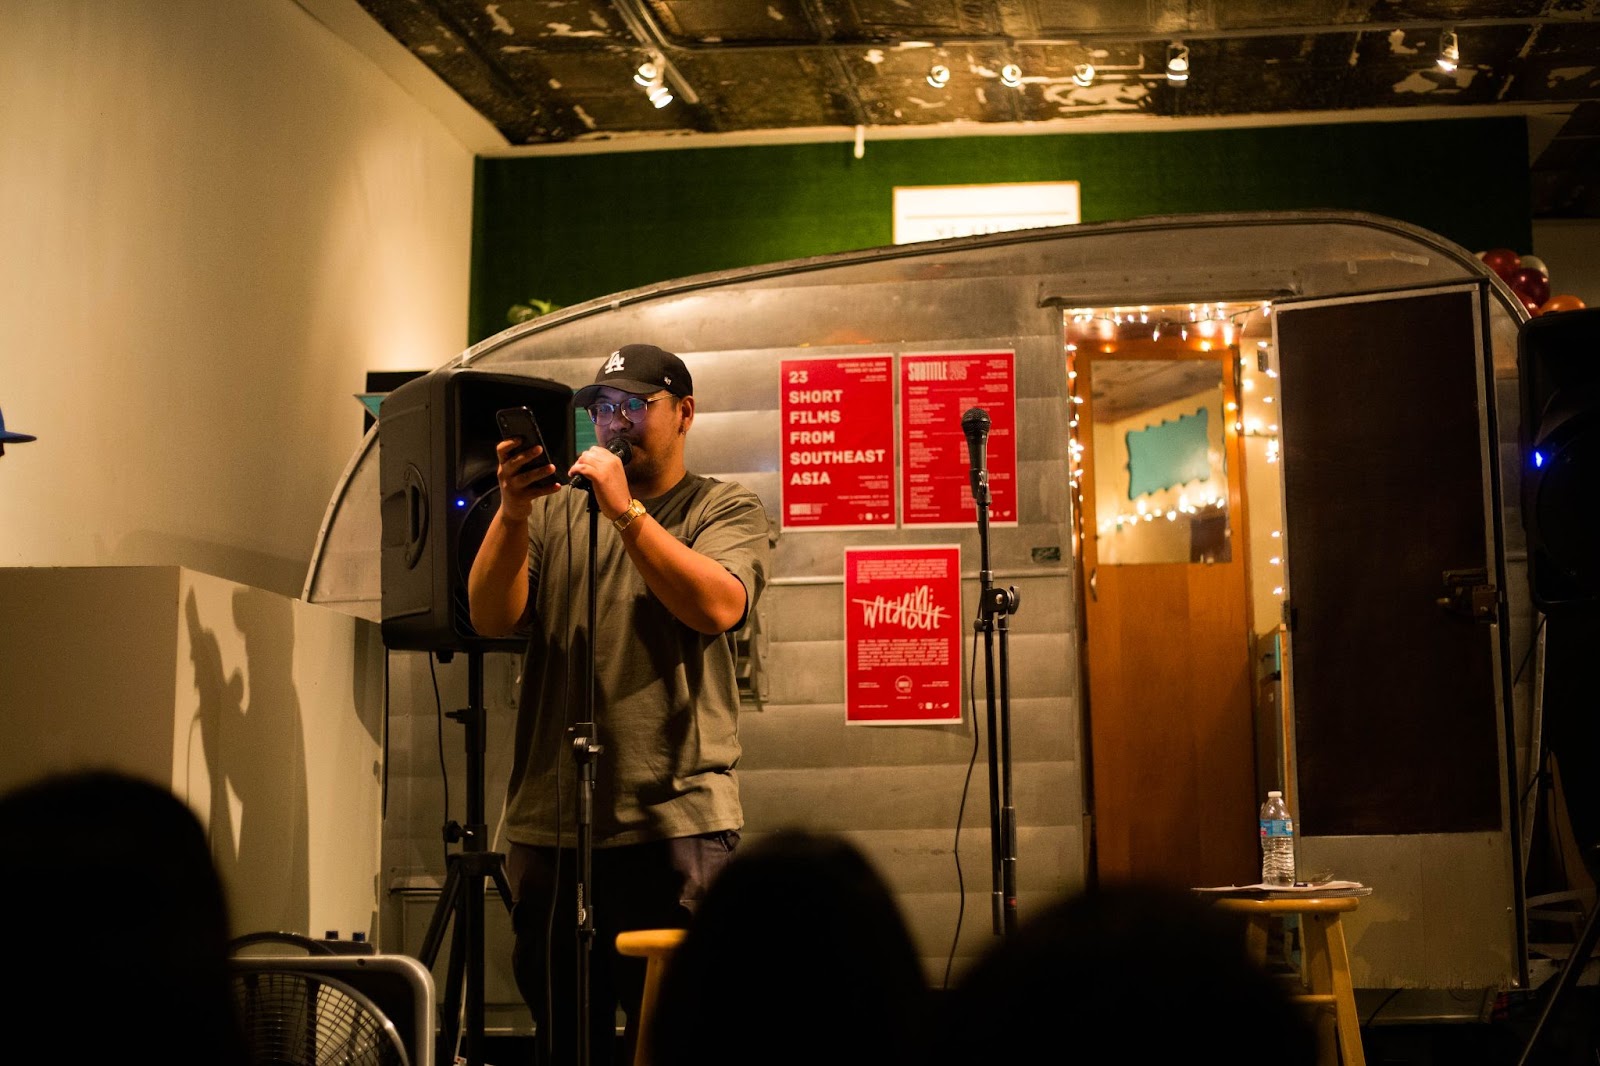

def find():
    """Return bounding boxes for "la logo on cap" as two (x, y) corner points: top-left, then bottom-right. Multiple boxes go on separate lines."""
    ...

(603, 351), (627, 374)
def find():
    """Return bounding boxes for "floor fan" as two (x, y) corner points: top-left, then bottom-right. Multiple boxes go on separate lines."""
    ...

(230, 933), (436, 1066)
(232, 967), (411, 1066)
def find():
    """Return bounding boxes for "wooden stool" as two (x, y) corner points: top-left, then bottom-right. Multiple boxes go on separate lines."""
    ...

(1211, 896), (1366, 1066)
(615, 927), (688, 1066)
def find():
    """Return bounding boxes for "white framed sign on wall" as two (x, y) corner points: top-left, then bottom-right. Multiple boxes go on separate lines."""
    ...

(892, 181), (1080, 244)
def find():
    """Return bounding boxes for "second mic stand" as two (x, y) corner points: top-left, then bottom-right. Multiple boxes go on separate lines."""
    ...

(568, 486), (605, 1066)
(971, 465), (1021, 935)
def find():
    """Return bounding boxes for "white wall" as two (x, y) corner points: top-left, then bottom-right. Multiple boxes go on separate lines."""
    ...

(1532, 220), (1600, 311)
(0, 566), (385, 942)
(0, 0), (480, 596)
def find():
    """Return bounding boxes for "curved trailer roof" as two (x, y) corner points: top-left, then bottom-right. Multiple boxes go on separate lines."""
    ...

(304, 209), (1526, 616)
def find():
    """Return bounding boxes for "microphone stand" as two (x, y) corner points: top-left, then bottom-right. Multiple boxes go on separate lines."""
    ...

(970, 447), (1021, 935)
(569, 483), (603, 1066)
(564, 436), (628, 1066)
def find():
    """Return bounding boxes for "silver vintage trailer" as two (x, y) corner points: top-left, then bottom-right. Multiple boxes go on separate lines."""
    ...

(308, 209), (1543, 1006)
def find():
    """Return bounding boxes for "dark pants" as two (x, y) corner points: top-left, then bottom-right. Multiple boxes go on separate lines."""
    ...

(507, 832), (739, 1066)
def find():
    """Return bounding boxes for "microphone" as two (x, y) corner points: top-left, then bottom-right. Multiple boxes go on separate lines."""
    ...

(569, 437), (632, 492)
(962, 407), (991, 506)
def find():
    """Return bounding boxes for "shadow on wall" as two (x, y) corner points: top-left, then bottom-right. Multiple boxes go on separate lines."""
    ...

(183, 585), (310, 936)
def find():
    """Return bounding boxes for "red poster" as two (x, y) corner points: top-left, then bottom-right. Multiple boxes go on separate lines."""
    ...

(899, 351), (1017, 527)
(780, 355), (897, 529)
(844, 545), (963, 725)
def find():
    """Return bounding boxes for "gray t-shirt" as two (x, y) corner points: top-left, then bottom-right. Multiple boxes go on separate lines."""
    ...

(504, 473), (770, 848)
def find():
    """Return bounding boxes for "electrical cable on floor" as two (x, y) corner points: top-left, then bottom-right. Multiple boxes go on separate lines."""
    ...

(942, 625), (982, 990)
(1363, 986), (1404, 1029)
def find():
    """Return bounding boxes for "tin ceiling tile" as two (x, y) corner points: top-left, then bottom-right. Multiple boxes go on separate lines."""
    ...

(352, 0), (1600, 212)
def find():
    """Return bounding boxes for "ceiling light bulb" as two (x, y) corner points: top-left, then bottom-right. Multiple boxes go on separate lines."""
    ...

(927, 64), (950, 89)
(1166, 42), (1190, 84)
(1001, 64), (1023, 88)
(634, 61), (660, 87)
(1437, 29), (1460, 73)
(1072, 63), (1095, 88)
(647, 83), (673, 108)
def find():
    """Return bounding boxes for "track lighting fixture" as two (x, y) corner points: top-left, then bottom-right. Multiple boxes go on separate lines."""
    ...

(1436, 29), (1460, 73)
(1166, 42), (1189, 84)
(1072, 63), (1095, 88)
(927, 63), (951, 89)
(634, 54), (673, 108)
(1000, 63), (1023, 88)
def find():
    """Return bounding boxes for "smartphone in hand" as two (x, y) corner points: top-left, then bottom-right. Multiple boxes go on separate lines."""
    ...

(495, 406), (561, 489)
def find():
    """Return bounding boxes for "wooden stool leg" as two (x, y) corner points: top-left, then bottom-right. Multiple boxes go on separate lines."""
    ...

(1320, 914), (1366, 1066)
(1301, 915), (1339, 1066)
(1242, 914), (1271, 969)
(1303, 913), (1366, 1066)
(634, 953), (666, 1066)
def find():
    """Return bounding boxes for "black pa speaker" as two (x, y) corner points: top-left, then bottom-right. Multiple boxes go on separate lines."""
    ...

(1518, 307), (1600, 613)
(379, 367), (574, 653)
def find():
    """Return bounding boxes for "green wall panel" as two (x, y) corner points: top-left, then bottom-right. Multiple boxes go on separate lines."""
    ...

(470, 118), (1531, 343)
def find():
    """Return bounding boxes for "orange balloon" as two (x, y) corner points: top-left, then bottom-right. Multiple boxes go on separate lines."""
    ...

(1539, 294), (1587, 314)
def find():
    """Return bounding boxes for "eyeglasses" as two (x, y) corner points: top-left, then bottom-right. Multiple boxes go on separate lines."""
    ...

(586, 393), (670, 425)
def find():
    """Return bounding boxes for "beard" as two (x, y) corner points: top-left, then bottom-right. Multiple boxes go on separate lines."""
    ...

(623, 443), (665, 488)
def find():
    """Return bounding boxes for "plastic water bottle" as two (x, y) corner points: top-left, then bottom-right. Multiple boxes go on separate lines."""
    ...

(1259, 790), (1296, 886)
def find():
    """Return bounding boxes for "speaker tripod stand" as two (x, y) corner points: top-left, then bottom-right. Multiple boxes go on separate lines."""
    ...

(1516, 609), (1600, 1066)
(418, 650), (515, 1066)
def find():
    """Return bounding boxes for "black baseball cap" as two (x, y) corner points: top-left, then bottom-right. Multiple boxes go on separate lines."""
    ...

(573, 344), (694, 407)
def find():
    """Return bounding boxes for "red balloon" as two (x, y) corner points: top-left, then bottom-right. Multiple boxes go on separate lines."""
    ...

(1509, 267), (1551, 308)
(1540, 293), (1587, 314)
(1480, 248), (1521, 281)
(1518, 293), (1543, 317)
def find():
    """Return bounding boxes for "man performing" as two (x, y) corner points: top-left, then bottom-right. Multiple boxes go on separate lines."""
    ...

(467, 343), (771, 1066)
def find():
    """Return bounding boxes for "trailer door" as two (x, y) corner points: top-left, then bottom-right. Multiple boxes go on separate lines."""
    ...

(1273, 282), (1522, 990)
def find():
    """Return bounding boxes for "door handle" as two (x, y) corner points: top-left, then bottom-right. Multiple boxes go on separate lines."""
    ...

(1436, 568), (1497, 622)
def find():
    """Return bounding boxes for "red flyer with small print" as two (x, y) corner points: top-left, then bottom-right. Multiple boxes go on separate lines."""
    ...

(844, 545), (963, 725)
(899, 351), (1017, 527)
(780, 355), (897, 529)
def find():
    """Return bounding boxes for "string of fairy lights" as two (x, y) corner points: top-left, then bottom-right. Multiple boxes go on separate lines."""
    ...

(1065, 299), (1287, 603)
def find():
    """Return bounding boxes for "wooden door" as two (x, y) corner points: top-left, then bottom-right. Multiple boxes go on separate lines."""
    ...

(1275, 286), (1506, 835)
(1080, 340), (1259, 889)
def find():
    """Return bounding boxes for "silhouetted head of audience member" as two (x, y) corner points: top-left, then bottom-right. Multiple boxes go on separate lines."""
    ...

(649, 828), (931, 1066)
(0, 768), (246, 1066)
(931, 881), (1318, 1064)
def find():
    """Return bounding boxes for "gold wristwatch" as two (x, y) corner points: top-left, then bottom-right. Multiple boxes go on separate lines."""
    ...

(613, 498), (646, 532)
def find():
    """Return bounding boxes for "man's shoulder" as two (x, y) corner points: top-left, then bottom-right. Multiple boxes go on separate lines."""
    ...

(664, 471), (754, 505)
(683, 472), (758, 501)
(669, 474), (768, 531)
